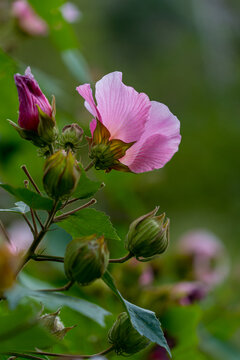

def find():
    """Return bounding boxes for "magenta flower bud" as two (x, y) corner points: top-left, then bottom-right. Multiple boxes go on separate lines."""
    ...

(14, 67), (52, 132)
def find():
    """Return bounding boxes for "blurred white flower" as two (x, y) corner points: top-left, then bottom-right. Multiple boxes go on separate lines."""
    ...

(60, 2), (82, 24)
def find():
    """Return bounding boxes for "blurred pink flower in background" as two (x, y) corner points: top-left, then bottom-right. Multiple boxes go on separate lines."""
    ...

(12, 0), (48, 36)
(60, 2), (82, 24)
(148, 336), (176, 360)
(171, 281), (207, 305)
(77, 72), (181, 173)
(7, 220), (33, 256)
(178, 230), (229, 287)
(139, 265), (154, 286)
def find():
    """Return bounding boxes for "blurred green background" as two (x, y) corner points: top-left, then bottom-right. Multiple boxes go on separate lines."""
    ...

(0, 1), (240, 359)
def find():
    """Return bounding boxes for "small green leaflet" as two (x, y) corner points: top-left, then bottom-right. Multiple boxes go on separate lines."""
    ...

(0, 201), (30, 214)
(58, 208), (120, 241)
(73, 166), (102, 200)
(102, 271), (171, 356)
(0, 184), (54, 210)
(6, 279), (110, 327)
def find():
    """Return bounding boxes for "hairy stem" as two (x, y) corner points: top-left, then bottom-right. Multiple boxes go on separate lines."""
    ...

(21, 165), (41, 194)
(54, 199), (96, 222)
(48, 143), (54, 155)
(31, 254), (64, 263)
(22, 214), (35, 236)
(30, 209), (38, 236)
(84, 160), (95, 172)
(39, 280), (74, 292)
(33, 210), (44, 230)
(17, 201), (59, 274)
(61, 197), (80, 209)
(109, 252), (133, 263)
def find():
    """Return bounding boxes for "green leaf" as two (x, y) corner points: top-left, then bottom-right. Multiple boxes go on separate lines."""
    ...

(6, 279), (110, 327)
(199, 327), (240, 360)
(73, 167), (102, 200)
(102, 271), (171, 356)
(0, 201), (30, 214)
(0, 184), (54, 210)
(161, 305), (202, 358)
(0, 302), (55, 352)
(58, 208), (120, 241)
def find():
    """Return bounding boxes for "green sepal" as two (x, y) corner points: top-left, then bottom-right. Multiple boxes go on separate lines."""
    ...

(7, 119), (46, 147)
(37, 105), (57, 145)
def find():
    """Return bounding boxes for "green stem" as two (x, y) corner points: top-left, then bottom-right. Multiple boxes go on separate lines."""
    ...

(109, 252), (133, 263)
(39, 280), (74, 292)
(54, 199), (96, 222)
(30, 208), (38, 235)
(48, 143), (54, 155)
(84, 160), (95, 172)
(17, 201), (59, 274)
(31, 254), (64, 263)
(21, 165), (41, 194)
(28, 345), (115, 358)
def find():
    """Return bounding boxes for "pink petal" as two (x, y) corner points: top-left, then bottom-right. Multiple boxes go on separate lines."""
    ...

(76, 84), (101, 120)
(121, 101), (181, 173)
(89, 118), (97, 136)
(95, 72), (151, 143)
(12, 0), (48, 36)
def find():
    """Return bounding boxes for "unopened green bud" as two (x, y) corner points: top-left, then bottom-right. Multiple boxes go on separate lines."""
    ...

(108, 312), (150, 355)
(43, 150), (80, 199)
(64, 235), (109, 285)
(40, 309), (74, 340)
(60, 123), (84, 152)
(125, 207), (169, 260)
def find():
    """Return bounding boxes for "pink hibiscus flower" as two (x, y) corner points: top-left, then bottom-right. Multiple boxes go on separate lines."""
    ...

(77, 72), (181, 173)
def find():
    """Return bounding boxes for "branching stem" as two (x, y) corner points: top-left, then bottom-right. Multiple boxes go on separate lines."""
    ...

(54, 199), (96, 222)
(30, 208), (38, 236)
(33, 210), (44, 230)
(22, 214), (35, 236)
(17, 201), (59, 274)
